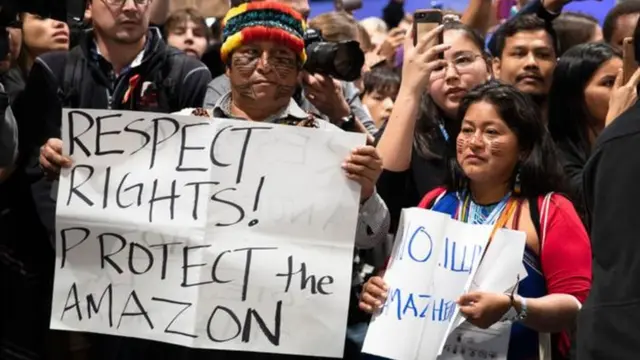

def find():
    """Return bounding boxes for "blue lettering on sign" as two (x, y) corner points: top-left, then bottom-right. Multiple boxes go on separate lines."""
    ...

(381, 288), (456, 322)
(403, 226), (433, 263)
(441, 237), (484, 273)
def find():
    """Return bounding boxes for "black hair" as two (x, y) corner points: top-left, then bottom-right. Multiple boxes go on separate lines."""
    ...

(552, 11), (600, 56)
(493, 14), (558, 58)
(414, 21), (489, 159)
(548, 42), (620, 159)
(443, 21), (487, 57)
(444, 81), (567, 198)
(603, 0), (640, 43)
(361, 67), (401, 97)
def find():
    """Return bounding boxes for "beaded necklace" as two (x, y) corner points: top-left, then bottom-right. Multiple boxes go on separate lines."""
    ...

(456, 190), (519, 253)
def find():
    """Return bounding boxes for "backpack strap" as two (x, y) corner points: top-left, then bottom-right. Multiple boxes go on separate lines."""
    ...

(528, 195), (542, 242)
(59, 47), (84, 107)
(530, 193), (554, 250)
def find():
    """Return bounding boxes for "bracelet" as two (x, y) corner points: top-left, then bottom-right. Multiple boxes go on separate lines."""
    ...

(511, 296), (528, 322)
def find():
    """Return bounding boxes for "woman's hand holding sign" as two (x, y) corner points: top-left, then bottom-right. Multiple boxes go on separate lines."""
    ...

(359, 275), (388, 313)
(457, 291), (512, 329)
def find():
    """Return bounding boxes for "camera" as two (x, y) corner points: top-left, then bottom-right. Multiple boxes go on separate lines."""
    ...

(303, 28), (365, 82)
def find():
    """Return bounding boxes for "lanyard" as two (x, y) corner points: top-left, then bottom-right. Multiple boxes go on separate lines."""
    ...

(438, 121), (450, 142)
(456, 191), (519, 256)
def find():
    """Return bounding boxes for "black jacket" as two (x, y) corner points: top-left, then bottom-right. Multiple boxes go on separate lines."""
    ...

(578, 100), (640, 360)
(13, 28), (211, 238)
(374, 122), (448, 234)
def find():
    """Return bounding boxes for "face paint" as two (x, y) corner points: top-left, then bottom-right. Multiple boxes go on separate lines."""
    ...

(230, 43), (300, 103)
(487, 138), (508, 157)
(232, 52), (260, 77)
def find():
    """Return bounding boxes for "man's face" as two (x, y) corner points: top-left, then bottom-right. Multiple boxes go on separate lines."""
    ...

(610, 13), (640, 50)
(227, 41), (300, 104)
(88, 0), (151, 44)
(494, 30), (556, 99)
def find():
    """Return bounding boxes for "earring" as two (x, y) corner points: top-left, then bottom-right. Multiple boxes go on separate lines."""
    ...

(514, 170), (522, 195)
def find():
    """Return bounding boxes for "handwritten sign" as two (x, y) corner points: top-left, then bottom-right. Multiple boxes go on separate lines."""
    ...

(439, 229), (528, 360)
(362, 208), (526, 360)
(50, 109), (366, 358)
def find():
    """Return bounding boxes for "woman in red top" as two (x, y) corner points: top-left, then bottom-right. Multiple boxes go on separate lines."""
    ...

(360, 82), (591, 359)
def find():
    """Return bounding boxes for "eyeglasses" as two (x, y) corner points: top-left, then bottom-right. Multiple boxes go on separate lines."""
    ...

(431, 53), (483, 79)
(103, 0), (150, 6)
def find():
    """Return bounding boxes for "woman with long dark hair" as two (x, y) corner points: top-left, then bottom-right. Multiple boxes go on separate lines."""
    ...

(376, 20), (492, 234)
(547, 42), (639, 219)
(362, 82), (591, 359)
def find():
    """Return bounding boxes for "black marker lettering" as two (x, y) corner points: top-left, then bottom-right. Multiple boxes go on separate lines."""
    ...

(61, 282), (82, 321)
(177, 122), (209, 172)
(67, 110), (95, 157)
(211, 250), (232, 284)
(210, 125), (233, 168)
(182, 245), (214, 287)
(128, 242), (154, 275)
(230, 126), (272, 184)
(86, 283), (114, 327)
(211, 188), (244, 226)
(316, 275), (334, 295)
(253, 176), (265, 212)
(116, 173), (143, 209)
(124, 118), (151, 155)
(241, 301), (282, 345)
(206, 306), (241, 342)
(66, 164), (95, 206)
(95, 113), (124, 156)
(149, 242), (183, 280)
(149, 117), (180, 169)
(102, 166), (111, 208)
(117, 290), (154, 330)
(98, 232), (127, 274)
(276, 256), (334, 295)
(60, 227), (90, 268)
(151, 297), (197, 338)
(234, 247), (277, 301)
(185, 181), (219, 220)
(148, 179), (180, 223)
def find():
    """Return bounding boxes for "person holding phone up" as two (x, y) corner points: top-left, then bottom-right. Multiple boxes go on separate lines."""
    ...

(375, 17), (493, 234)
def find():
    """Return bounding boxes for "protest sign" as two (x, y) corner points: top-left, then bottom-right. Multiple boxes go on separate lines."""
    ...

(50, 109), (365, 358)
(438, 229), (527, 360)
(362, 208), (526, 360)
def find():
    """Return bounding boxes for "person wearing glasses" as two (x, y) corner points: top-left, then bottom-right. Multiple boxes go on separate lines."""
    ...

(10, 0), (210, 357)
(16, 0), (211, 233)
(375, 20), (492, 236)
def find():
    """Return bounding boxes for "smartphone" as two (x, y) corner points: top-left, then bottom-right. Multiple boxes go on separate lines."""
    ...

(334, 0), (363, 12)
(623, 37), (637, 84)
(413, 9), (443, 48)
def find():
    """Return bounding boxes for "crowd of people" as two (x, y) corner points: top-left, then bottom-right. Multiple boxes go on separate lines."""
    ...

(1, 0), (640, 359)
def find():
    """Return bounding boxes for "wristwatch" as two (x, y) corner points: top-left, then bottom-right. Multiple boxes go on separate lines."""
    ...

(508, 295), (528, 322)
(339, 113), (357, 132)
